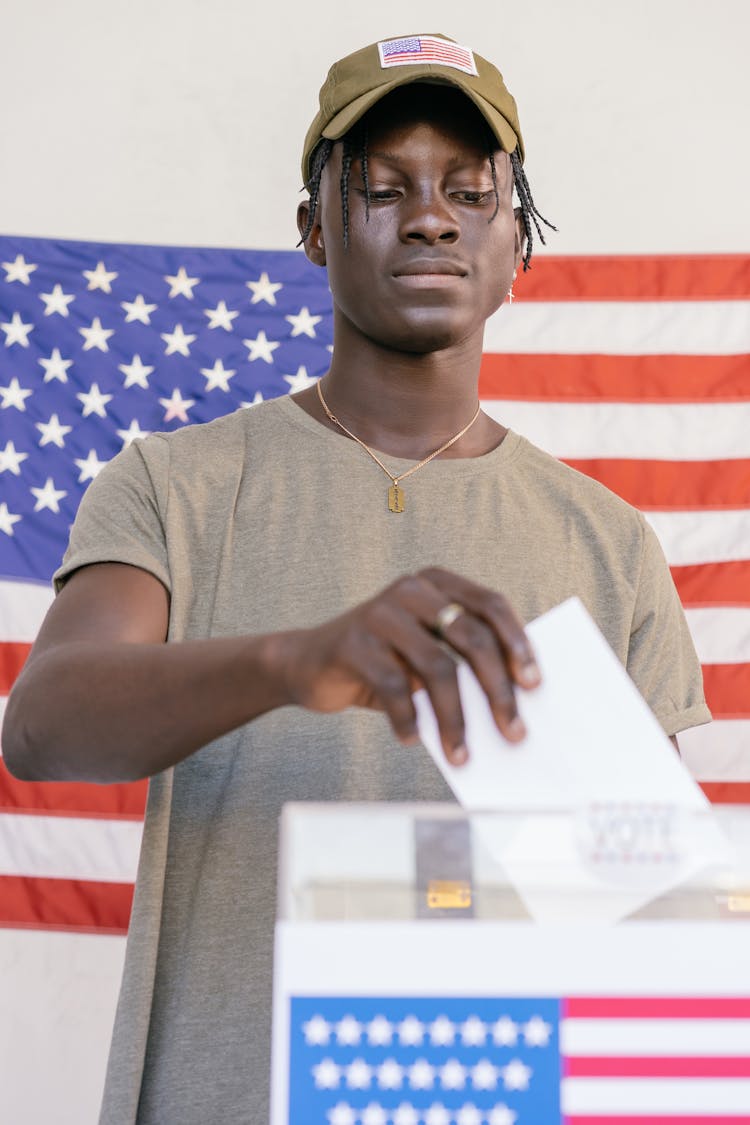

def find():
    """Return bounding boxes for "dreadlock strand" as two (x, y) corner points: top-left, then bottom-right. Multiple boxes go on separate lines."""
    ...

(340, 139), (354, 249)
(487, 149), (501, 223)
(297, 139), (333, 247)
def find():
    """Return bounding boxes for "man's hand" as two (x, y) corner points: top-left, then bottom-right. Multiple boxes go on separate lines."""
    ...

(279, 566), (540, 765)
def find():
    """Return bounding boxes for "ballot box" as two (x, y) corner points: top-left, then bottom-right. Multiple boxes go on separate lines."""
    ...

(271, 801), (750, 1124)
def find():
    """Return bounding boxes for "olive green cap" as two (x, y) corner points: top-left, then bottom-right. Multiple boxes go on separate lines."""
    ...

(302, 33), (525, 184)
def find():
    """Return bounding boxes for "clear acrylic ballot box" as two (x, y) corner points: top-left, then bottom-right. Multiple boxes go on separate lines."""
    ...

(270, 802), (750, 1124)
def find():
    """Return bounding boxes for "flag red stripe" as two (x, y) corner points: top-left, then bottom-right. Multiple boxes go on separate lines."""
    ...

(672, 562), (750, 608)
(564, 998), (750, 1018)
(563, 458), (750, 511)
(702, 665), (750, 719)
(564, 1117), (742, 1124)
(0, 874), (132, 934)
(480, 354), (750, 404)
(700, 782), (750, 804)
(0, 760), (147, 818)
(0, 641), (31, 694)
(564, 1056), (750, 1078)
(515, 254), (750, 301)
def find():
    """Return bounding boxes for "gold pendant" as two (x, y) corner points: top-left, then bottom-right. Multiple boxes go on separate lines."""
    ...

(388, 484), (405, 513)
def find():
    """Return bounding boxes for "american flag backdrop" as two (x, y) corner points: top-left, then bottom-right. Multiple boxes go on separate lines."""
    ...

(287, 994), (750, 1123)
(0, 234), (748, 938)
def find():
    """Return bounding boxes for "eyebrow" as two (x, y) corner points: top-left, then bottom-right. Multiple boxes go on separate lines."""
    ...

(366, 149), (494, 170)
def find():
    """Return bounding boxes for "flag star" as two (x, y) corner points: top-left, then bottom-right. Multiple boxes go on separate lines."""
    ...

(119, 354), (155, 390)
(439, 1059), (467, 1090)
(492, 1017), (519, 1047)
(117, 419), (151, 448)
(407, 1059), (435, 1089)
(77, 382), (113, 418)
(327, 1103), (356, 1125)
(79, 316), (115, 352)
(246, 270), (282, 305)
(501, 1059), (532, 1091)
(240, 391), (264, 408)
(302, 1015), (331, 1046)
(397, 1016), (425, 1046)
(200, 359), (236, 392)
(204, 299), (238, 330)
(39, 283), (75, 316)
(2, 254), (37, 284)
(164, 266), (200, 299)
(344, 1058), (372, 1089)
(376, 1058), (404, 1089)
(74, 449), (107, 483)
(460, 1016), (487, 1046)
(488, 1106), (517, 1125)
(393, 1103), (419, 1125)
(0, 377), (33, 411)
(0, 502), (22, 536)
(456, 1105), (482, 1125)
(424, 1105), (451, 1125)
(1, 312), (34, 347)
(361, 1104), (388, 1125)
(335, 1015), (362, 1046)
(242, 329), (280, 364)
(159, 388), (195, 423)
(471, 1059), (500, 1091)
(523, 1016), (552, 1047)
(283, 365), (317, 393)
(37, 413), (72, 449)
(31, 477), (67, 514)
(38, 347), (73, 383)
(312, 1058), (341, 1089)
(0, 440), (28, 475)
(366, 1016), (393, 1046)
(161, 323), (196, 357)
(286, 305), (322, 338)
(121, 294), (157, 324)
(429, 1016), (456, 1046)
(83, 260), (118, 293)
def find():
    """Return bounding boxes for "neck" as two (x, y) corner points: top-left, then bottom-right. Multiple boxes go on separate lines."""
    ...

(293, 313), (505, 461)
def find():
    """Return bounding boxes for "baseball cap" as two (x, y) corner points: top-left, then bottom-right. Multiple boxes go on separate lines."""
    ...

(302, 33), (525, 184)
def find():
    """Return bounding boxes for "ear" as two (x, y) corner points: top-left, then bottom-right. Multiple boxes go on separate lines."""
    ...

(513, 207), (527, 273)
(297, 200), (326, 267)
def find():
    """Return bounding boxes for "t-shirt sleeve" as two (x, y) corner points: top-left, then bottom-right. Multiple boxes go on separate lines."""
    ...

(628, 515), (711, 737)
(54, 435), (172, 594)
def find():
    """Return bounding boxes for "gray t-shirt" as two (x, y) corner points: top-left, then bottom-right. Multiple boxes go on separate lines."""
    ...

(54, 395), (710, 1124)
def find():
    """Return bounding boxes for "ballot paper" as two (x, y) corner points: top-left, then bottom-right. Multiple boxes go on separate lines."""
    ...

(414, 597), (730, 922)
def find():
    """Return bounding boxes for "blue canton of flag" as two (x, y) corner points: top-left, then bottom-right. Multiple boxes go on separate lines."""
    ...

(381, 39), (423, 58)
(289, 997), (561, 1125)
(0, 235), (333, 582)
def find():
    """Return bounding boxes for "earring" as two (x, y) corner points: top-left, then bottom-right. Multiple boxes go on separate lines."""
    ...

(507, 269), (518, 304)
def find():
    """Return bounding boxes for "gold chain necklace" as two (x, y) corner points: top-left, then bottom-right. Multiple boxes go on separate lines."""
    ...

(316, 379), (482, 513)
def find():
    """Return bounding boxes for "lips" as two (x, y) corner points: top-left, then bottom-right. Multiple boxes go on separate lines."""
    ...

(393, 258), (467, 278)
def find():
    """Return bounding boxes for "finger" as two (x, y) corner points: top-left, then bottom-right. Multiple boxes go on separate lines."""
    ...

(356, 649), (421, 747)
(420, 567), (540, 688)
(367, 601), (468, 765)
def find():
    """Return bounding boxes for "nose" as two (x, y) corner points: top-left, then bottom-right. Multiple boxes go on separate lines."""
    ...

(399, 188), (459, 245)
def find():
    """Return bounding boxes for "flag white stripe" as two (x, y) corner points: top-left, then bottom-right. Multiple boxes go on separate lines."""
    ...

(645, 509), (750, 567)
(562, 1075), (750, 1114)
(561, 1017), (750, 1055)
(0, 579), (54, 641)
(0, 813), (142, 882)
(684, 608), (750, 665)
(481, 400), (750, 460)
(680, 720), (750, 781)
(485, 300), (750, 354)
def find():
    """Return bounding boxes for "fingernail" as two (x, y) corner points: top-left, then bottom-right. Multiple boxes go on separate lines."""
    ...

(520, 661), (540, 687)
(451, 743), (468, 766)
(507, 717), (526, 740)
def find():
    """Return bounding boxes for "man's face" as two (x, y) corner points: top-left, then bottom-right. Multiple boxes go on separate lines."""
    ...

(300, 87), (523, 355)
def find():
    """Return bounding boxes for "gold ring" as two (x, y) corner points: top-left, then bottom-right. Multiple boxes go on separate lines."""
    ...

(433, 602), (466, 638)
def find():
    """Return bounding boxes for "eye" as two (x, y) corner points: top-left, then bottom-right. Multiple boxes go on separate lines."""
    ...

(451, 190), (494, 205)
(356, 188), (400, 203)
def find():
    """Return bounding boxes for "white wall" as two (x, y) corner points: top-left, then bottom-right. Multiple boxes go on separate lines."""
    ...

(2, 0), (748, 253)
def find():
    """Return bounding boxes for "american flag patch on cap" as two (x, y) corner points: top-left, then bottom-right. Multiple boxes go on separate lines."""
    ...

(378, 36), (478, 77)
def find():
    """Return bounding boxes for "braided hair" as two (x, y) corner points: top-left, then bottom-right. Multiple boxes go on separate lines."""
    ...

(299, 122), (556, 270)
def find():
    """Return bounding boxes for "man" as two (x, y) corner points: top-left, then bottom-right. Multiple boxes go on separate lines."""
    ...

(2, 33), (709, 1124)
